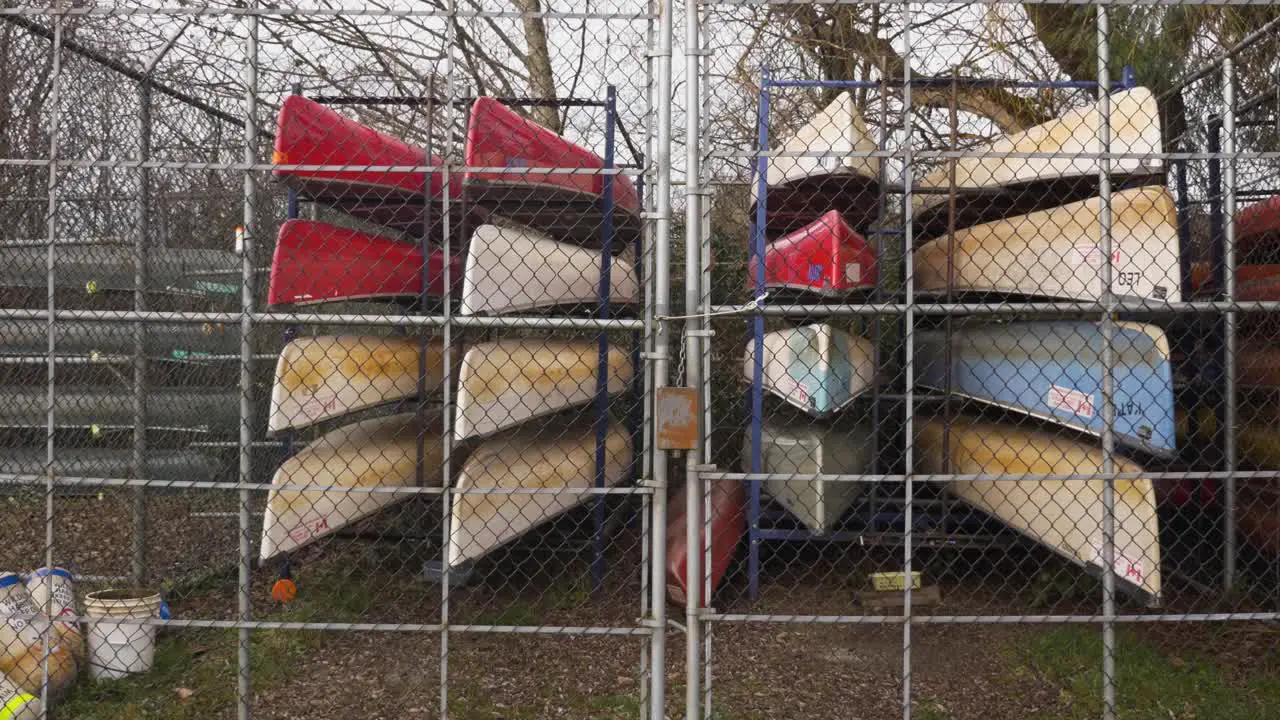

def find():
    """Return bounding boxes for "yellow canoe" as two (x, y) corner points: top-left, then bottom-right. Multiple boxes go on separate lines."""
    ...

(267, 335), (449, 433)
(260, 413), (443, 560)
(917, 415), (1162, 604)
(448, 417), (632, 567)
(914, 185), (1180, 303)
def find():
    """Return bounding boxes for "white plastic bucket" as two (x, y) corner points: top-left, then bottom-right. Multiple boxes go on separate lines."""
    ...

(83, 589), (163, 680)
(0, 675), (40, 720)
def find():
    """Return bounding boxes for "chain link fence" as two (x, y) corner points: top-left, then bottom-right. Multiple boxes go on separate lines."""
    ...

(1, 3), (1279, 720)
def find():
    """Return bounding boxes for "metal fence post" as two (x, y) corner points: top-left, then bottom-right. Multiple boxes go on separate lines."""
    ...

(238, 6), (259, 719)
(684, 0), (704, 713)
(40, 9), (65, 719)
(650, 0), (674, 714)
(1096, 7), (1118, 720)
(1222, 57), (1238, 592)
(901, 6), (916, 720)
(133, 78), (152, 587)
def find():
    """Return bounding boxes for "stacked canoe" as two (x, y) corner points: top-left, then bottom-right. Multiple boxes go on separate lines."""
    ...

(735, 92), (883, 585)
(1184, 193), (1280, 554)
(259, 95), (641, 575)
(909, 86), (1173, 605)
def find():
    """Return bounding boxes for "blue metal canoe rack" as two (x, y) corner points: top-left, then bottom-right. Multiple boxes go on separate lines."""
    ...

(743, 68), (1139, 602)
(274, 84), (645, 595)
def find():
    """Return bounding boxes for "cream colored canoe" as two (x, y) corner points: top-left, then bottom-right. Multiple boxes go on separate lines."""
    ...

(454, 339), (633, 441)
(267, 335), (449, 433)
(914, 185), (1181, 303)
(750, 92), (881, 235)
(448, 418), (632, 567)
(754, 417), (875, 535)
(914, 87), (1162, 218)
(917, 416), (1161, 604)
(753, 91), (879, 198)
(461, 223), (639, 315)
(260, 413), (443, 560)
(742, 323), (875, 417)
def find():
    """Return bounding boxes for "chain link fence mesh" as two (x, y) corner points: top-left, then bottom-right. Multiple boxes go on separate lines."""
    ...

(1, 3), (1280, 719)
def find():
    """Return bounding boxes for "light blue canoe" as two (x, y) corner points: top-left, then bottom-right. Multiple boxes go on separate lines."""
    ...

(742, 324), (875, 418)
(915, 321), (1175, 456)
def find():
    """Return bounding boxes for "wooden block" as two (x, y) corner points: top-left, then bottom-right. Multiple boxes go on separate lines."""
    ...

(856, 584), (941, 610)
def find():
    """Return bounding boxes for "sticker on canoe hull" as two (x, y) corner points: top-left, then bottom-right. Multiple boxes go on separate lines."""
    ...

(1047, 384), (1095, 419)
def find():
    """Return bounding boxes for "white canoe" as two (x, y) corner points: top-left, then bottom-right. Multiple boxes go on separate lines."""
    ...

(454, 339), (633, 441)
(749, 92), (881, 235)
(753, 91), (879, 198)
(754, 417), (875, 535)
(742, 323), (874, 417)
(260, 413), (443, 560)
(448, 418), (632, 567)
(461, 223), (639, 315)
(267, 335), (449, 434)
(914, 87), (1162, 218)
(914, 185), (1181, 303)
(916, 415), (1161, 605)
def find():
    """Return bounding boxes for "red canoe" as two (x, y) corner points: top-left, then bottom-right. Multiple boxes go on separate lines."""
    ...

(464, 97), (640, 216)
(666, 479), (746, 607)
(747, 209), (877, 296)
(272, 95), (464, 229)
(1239, 195), (1280, 254)
(1189, 263), (1280, 300)
(268, 219), (461, 306)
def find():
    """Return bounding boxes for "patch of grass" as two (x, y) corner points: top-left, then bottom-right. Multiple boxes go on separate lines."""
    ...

(915, 696), (950, 720)
(54, 570), (368, 718)
(587, 692), (642, 717)
(1012, 626), (1280, 720)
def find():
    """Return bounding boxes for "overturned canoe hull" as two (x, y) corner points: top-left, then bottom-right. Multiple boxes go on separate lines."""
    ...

(913, 87), (1163, 238)
(914, 186), (1181, 303)
(743, 324), (874, 417)
(454, 339), (633, 441)
(271, 95), (463, 229)
(460, 224), (639, 315)
(916, 321), (1176, 455)
(260, 413), (443, 560)
(917, 416), (1162, 604)
(0, 245), (238, 296)
(0, 388), (238, 432)
(267, 335), (448, 433)
(464, 97), (640, 241)
(754, 417), (875, 534)
(666, 478), (746, 607)
(448, 418), (632, 567)
(465, 97), (639, 213)
(749, 92), (881, 237)
(1237, 195), (1280, 261)
(267, 219), (461, 307)
(748, 209), (877, 297)
(0, 319), (238, 358)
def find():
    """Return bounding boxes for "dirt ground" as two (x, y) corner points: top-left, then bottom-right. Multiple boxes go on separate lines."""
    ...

(9, 492), (1280, 719)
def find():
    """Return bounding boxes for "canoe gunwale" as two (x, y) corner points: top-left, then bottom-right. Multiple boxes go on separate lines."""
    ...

(747, 173), (880, 239)
(462, 179), (642, 248)
(272, 176), (476, 233)
(916, 385), (1175, 459)
(460, 224), (640, 316)
(910, 172), (1166, 242)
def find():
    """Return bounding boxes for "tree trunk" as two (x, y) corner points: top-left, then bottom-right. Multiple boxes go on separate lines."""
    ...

(512, 0), (561, 133)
